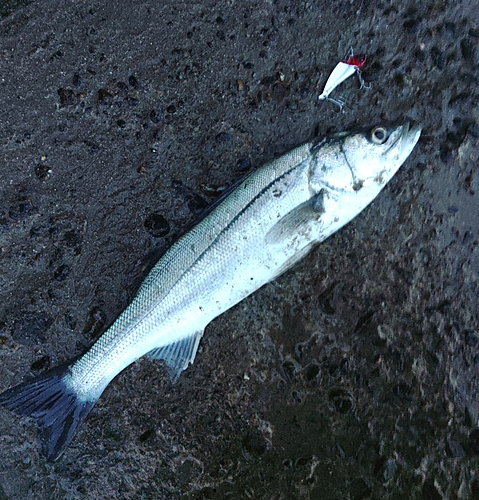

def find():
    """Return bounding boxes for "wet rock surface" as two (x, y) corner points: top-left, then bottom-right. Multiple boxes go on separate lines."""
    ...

(0, 0), (478, 498)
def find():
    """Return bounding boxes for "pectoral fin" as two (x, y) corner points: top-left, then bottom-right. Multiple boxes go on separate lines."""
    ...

(147, 330), (204, 382)
(265, 191), (325, 245)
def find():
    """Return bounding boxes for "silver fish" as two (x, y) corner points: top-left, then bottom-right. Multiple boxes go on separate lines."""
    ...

(0, 122), (421, 460)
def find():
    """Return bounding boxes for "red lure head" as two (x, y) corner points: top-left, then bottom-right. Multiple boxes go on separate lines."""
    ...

(342, 54), (367, 68)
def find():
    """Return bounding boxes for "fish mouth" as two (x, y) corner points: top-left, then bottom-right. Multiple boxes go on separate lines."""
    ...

(387, 122), (422, 160)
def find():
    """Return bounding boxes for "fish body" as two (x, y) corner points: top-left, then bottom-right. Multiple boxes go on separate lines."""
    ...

(0, 122), (421, 460)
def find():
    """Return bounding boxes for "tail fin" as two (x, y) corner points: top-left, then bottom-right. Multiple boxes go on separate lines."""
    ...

(0, 364), (96, 461)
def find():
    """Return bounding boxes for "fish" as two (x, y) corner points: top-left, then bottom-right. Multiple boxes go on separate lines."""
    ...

(0, 122), (421, 461)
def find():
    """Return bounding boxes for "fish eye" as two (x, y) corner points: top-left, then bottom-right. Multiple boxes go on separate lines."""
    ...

(370, 126), (388, 144)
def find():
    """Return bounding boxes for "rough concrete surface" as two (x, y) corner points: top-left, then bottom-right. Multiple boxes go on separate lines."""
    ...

(0, 0), (478, 498)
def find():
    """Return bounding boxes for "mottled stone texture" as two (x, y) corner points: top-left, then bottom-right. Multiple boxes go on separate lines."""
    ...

(0, 0), (478, 498)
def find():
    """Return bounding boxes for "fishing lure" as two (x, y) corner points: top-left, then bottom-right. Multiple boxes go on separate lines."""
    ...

(318, 50), (367, 110)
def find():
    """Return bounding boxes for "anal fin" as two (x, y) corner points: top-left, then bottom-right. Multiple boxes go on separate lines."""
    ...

(147, 330), (204, 382)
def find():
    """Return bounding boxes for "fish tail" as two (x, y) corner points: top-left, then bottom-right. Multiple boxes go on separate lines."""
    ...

(0, 363), (95, 461)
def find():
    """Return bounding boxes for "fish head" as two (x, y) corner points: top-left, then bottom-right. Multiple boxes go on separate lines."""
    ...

(309, 123), (421, 233)
(310, 122), (421, 194)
